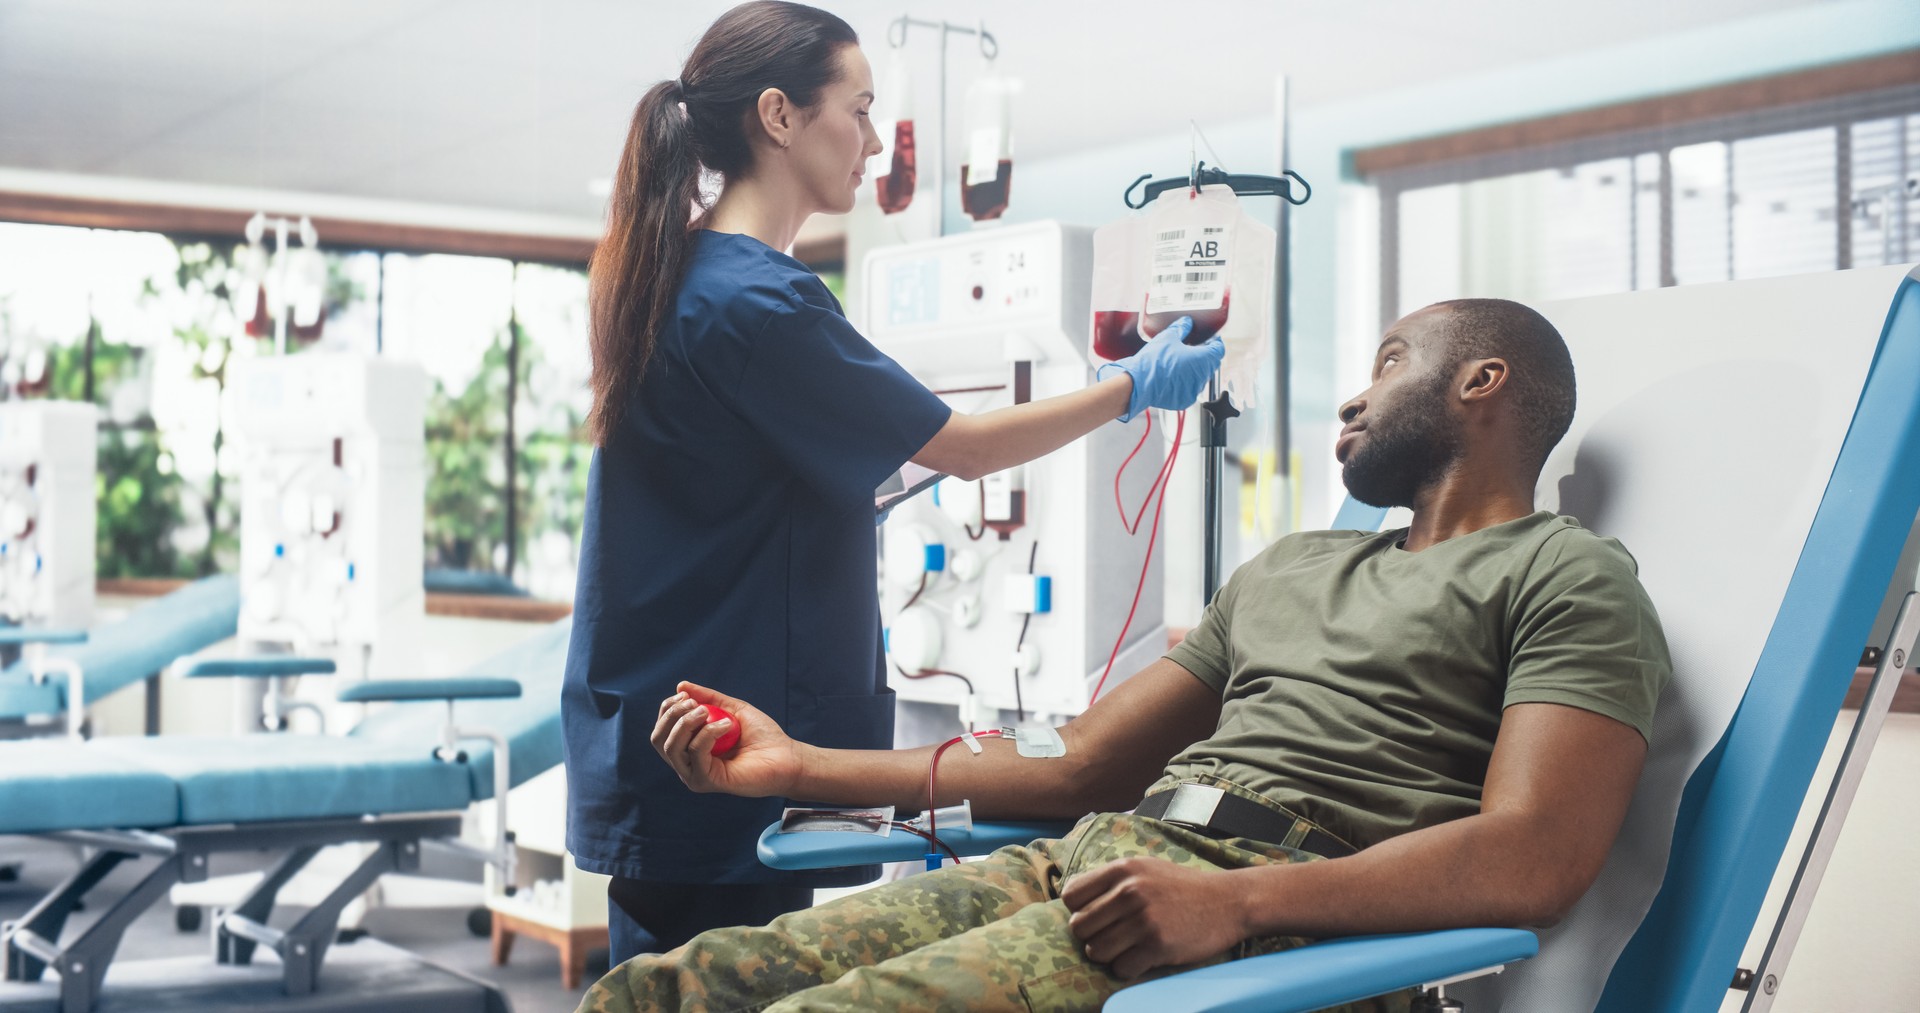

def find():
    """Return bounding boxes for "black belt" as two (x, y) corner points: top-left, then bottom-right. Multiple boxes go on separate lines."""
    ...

(1135, 783), (1356, 860)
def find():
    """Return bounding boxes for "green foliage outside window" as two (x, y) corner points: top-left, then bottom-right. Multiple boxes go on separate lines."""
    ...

(45, 322), (194, 578)
(422, 317), (592, 584)
(424, 327), (512, 573)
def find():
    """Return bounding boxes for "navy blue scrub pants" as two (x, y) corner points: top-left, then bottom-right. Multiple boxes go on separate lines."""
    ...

(606, 877), (814, 963)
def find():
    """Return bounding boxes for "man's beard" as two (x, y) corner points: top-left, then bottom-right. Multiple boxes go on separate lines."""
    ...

(1341, 368), (1462, 509)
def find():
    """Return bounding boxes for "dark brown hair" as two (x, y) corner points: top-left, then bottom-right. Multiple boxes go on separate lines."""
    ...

(586, 1), (859, 445)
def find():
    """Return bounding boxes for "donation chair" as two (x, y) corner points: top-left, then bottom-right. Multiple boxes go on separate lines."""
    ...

(0, 576), (240, 741)
(0, 617), (573, 1013)
(759, 263), (1920, 1012)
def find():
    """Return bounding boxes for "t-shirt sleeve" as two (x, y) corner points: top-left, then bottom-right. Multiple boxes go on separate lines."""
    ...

(1165, 572), (1240, 695)
(732, 295), (952, 506)
(1504, 530), (1672, 743)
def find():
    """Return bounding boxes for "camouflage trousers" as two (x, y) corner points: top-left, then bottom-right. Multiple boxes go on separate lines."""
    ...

(577, 811), (1413, 1013)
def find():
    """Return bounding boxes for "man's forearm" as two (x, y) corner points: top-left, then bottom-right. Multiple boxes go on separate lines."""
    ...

(787, 737), (1094, 820)
(1223, 812), (1586, 941)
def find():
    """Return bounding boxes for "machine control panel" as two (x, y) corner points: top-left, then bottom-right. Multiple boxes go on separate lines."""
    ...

(863, 223), (1165, 730)
(866, 221), (1094, 386)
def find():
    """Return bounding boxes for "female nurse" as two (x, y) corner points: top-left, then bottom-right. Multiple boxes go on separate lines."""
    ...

(561, 0), (1222, 963)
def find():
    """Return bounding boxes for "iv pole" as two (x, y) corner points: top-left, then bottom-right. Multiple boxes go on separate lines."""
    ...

(240, 212), (323, 357)
(887, 15), (998, 237)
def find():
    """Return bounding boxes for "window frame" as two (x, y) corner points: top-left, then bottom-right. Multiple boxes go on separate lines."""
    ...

(1362, 52), (1920, 327)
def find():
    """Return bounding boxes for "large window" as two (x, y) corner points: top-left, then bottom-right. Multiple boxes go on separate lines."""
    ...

(1373, 81), (1920, 325)
(0, 222), (595, 597)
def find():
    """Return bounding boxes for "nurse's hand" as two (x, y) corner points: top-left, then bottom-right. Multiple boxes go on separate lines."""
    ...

(651, 681), (800, 798)
(1094, 316), (1225, 422)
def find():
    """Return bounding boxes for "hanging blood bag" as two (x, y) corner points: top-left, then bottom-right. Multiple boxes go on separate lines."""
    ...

(1089, 184), (1275, 405)
(874, 48), (916, 215)
(961, 70), (1016, 222)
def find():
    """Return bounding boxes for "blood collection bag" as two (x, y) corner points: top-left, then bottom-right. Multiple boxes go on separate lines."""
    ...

(1088, 184), (1275, 404)
(874, 48), (916, 215)
(961, 70), (1016, 222)
(1090, 218), (1147, 360)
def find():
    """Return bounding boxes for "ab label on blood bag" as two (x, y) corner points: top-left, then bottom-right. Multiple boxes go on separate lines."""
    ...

(1144, 224), (1231, 341)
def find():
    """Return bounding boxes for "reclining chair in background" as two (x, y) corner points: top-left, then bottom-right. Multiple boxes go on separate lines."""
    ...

(0, 576), (241, 888)
(0, 618), (574, 1013)
(760, 263), (1920, 1012)
(0, 575), (240, 742)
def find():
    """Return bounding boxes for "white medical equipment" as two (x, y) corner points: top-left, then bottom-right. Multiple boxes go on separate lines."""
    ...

(228, 352), (426, 691)
(176, 354), (435, 936)
(863, 221), (1165, 726)
(0, 401), (97, 631)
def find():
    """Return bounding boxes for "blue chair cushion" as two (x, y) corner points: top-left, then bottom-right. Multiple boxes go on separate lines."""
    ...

(1104, 928), (1539, 1013)
(0, 575), (240, 712)
(340, 677), (522, 703)
(184, 656), (336, 679)
(89, 735), (472, 825)
(0, 628), (88, 646)
(0, 740), (178, 834)
(757, 819), (1072, 870)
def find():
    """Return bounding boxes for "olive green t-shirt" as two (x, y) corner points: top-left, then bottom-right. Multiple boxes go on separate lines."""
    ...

(1157, 511), (1670, 851)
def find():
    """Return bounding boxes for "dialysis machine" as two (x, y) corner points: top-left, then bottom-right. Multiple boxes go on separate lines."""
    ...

(0, 400), (97, 632)
(228, 352), (426, 691)
(864, 221), (1166, 729)
(172, 353), (432, 926)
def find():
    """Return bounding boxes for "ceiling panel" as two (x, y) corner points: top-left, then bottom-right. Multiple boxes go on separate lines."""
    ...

(0, 0), (1835, 226)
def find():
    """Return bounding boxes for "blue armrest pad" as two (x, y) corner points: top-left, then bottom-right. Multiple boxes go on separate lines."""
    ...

(341, 677), (523, 703)
(758, 819), (1073, 870)
(1104, 928), (1539, 1013)
(184, 657), (337, 678)
(0, 627), (89, 646)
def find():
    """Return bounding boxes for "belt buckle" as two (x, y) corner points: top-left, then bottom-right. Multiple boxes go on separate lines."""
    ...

(1159, 783), (1226, 830)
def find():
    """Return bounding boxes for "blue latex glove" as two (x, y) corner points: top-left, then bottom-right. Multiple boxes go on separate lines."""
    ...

(1094, 316), (1225, 422)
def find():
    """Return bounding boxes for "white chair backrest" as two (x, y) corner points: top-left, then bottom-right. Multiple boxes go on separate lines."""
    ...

(1420, 265), (1914, 1010)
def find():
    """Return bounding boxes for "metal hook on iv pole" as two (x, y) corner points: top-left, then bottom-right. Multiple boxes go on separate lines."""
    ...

(1122, 163), (1312, 209)
(887, 15), (998, 58)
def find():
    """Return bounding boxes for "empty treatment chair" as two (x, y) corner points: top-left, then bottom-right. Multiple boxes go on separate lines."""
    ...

(0, 617), (572, 1013)
(757, 264), (1920, 1012)
(0, 576), (240, 740)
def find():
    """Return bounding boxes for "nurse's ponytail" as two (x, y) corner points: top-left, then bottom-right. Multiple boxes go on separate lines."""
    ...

(588, 1), (859, 446)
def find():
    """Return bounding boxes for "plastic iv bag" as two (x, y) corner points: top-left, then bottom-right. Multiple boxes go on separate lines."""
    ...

(1089, 184), (1275, 405)
(961, 70), (1016, 221)
(874, 49), (916, 215)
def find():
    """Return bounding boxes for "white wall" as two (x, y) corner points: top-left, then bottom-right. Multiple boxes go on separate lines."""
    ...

(1721, 711), (1920, 1011)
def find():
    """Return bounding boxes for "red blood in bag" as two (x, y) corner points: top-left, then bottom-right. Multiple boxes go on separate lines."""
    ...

(1092, 310), (1145, 361)
(960, 160), (1013, 221)
(1141, 288), (1231, 345)
(702, 704), (741, 756)
(877, 120), (916, 215)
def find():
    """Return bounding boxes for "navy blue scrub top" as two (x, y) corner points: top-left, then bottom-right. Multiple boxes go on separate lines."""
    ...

(562, 230), (951, 884)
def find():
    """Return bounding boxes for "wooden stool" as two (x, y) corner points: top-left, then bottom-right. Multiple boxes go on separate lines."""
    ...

(490, 907), (611, 990)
